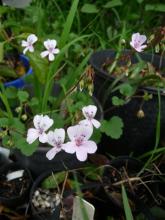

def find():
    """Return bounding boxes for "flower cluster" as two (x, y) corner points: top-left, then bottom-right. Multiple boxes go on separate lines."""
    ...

(21, 34), (60, 61)
(26, 105), (100, 161)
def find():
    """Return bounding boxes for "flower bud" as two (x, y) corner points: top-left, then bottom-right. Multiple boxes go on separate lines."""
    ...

(21, 114), (28, 121)
(120, 39), (126, 45)
(7, 139), (14, 147)
(15, 106), (22, 113)
(137, 109), (145, 118)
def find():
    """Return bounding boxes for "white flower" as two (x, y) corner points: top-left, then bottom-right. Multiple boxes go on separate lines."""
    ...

(21, 34), (38, 54)
(79, 105), (101, 129)
(130, 33), (147, 52)
(46, 129), (65, 160)
(40, 39), (60, 61)
(62, 125), (97, 161)
(26, 115), (53, 144)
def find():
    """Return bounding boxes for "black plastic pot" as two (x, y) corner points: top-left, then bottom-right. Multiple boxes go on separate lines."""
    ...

(13, 148), (84, 178)
(0, 162), (32, 208)
(30, 170), (62, 220)
(98, 156), (158, 219)
(89, 49), (165, 156)
(0, 153), (9, 167)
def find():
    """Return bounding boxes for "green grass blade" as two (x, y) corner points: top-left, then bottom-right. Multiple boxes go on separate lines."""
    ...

(121, 185), (134, 220)
(59, 0), (79, 48)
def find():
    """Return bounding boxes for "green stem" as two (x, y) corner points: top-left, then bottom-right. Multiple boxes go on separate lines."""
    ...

(138, 89), (161, 175)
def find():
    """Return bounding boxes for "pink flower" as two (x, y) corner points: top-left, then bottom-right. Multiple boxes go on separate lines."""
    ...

(46, 129), (65, 160)
(62, 125), (97, 161)
(40, 39), (60, 61)
(79, 105), (101, 129)
(130, 33), (147, 52)
(26, 115), (53, 144)
(21, 34), (38, 54)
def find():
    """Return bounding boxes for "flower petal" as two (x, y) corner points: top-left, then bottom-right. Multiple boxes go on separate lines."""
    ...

(47, 131), (55, 147)
(82, 105), (97, 119)
(91, 119), (101, 128)
(21, 40), (28, 47)
(27, 34), (38, 44)
(132, 33), (140, 42)
(79, 119), (93, 128)
(67, 125), (93, 141)
(62, 142), (76, 154)
(82, 140), (97, 154)
(41, 50), (49, 58)
(53, 48), (60, 54)
(54, 128), (65, 143)
(42, 115), (53, 131)
(46, 147), (61, 160)
(44, 39), (51, 50)
(39, 132), (48, 143)
(48, 53), (55, 61)
(23, 47), (29, 54)
(33, 115), (42, 129)
(28, 45), (34, 52)
(26, 128), (38, 144)
(76, 148), (88, 161)
(50, 39), (57, 48)
(139, 35), (147, 44)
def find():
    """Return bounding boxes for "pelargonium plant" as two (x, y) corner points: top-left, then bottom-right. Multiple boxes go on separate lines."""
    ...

(26, 105), (100, 161)
(107, 30), (165, 92)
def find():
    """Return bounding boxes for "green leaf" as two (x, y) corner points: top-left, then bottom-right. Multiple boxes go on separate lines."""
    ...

(2, 135), (11, 147)
(41, 171), (66, 189)
(17, 90), (29, 102)
(5, 87), (18, 99)
(0, 118), (9, 127)
(103, 0), (123, 8)
(59, 0), (79, 48)
(101, 116), (124, 139)
(122, 185), (134, 220)
(19, 141), (38, 156)
(9, 118), (25, 133)
(112, 96), (125, 106)
(119, 83), (134, 97)
(136, 0), (144, 3)
(145, 4), (165, 12)
(0, 6), (10, 14)
(28, 53), (48, 84)
(0, 64), (17, 79)
(91, 129), (102, 143)
(81, 4), (99, 13)
(11, 131), (38, 156)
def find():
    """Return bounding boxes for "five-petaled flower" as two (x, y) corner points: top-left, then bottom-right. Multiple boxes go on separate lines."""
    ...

(130, 33), (147, 52)
(26, 115), (53, 144)
(21, 34), (38, 54)
(62, 125), (97, 161)
(79, 105), (101, 129)
(46, 129), (65, 160)
(40, 39), (60, 61)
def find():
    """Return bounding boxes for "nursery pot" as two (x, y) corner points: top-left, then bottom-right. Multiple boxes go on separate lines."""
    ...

(98, 156), (158, 219)
(0, 162), (32, 208)
(4, 54), (33, 88)
(30, 170), (63, 220)
(0, 153), (9, 167)
(89, 49), (165, 156)
(13, 147), (84, 178)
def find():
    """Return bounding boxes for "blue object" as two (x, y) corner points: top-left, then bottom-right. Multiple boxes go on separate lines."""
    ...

(4, 54), (33, 88)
